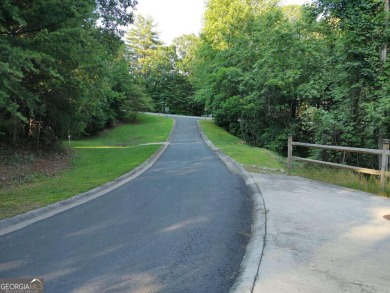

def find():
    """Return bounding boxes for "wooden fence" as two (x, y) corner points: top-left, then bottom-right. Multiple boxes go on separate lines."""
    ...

(287, 135), (390, 191)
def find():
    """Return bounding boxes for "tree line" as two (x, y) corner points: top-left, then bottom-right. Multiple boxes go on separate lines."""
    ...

(125, 15), (203, 117)
(192, 0), (390, 168)
(0, 1), (204, 149)
(125, 0), (390, 168)
(0, 0), (148, 148)
(2, 0), (389, 170)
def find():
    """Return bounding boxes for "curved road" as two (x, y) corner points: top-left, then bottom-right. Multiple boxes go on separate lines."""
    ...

(0, 116), (252, 293)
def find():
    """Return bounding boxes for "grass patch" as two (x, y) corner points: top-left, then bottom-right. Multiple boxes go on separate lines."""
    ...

(292, 162), (390, 197)
(199, 120), (390, 197)
(0, 114), (173, 219)
(199, 120), (285, 171)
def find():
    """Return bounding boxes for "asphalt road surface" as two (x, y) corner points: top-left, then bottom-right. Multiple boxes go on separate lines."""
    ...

(0, 116), (252, 293)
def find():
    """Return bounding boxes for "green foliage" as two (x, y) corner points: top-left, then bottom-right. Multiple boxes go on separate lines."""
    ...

(95, 0), (138, 35)
(3, 0), (389, 172)
(194, 0), (390, 169)
(125, 16), (204, 115)
(125, 15), (162, 75)
(172, 34), (199, 75)
(0, 0), (144, 147)
(302, 0), (390, 159)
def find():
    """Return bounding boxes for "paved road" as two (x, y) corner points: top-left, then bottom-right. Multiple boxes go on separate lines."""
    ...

(0, 116), (252, 293)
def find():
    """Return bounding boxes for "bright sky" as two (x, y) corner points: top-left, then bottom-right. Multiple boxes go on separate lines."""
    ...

(134, 0), (309, 44)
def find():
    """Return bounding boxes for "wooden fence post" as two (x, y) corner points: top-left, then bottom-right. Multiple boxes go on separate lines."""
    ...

(288, 134), (293, 175)
(380, 139), (389, 192)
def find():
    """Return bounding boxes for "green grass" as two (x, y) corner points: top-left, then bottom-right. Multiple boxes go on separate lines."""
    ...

(199, 120), (285, 171)
(199, 120), (390, 197)
(0, 114), (173, 219)
(292, 162), (390, 197)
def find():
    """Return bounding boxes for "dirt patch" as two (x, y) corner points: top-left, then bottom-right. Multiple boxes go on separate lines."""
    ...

(244, 165), (286, 174)
(0, 148), (71, 190)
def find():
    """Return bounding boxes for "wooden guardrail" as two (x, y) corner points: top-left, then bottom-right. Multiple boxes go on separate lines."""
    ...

(287, 135), (390, 191)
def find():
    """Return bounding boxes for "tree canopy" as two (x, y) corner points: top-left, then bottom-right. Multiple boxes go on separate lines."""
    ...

(192, 0), (390, 168)
(2, 0), (389, 170)
(0, 0), (150, 146)
(125, 15), (204, 116)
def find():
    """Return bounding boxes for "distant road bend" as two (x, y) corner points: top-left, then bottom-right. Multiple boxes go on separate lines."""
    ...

(0, 115), (252, 293)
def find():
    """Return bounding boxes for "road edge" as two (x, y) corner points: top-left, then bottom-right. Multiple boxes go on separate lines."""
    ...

(196, 120), (267, 293)
(0, 119), (177, 237)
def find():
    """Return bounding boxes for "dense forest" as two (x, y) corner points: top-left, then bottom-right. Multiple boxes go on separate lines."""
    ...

(0, 0), (147, 147)
(125, 15), (204, 116)
(192, 0), (390, 168)
(1, 0), (389, 168)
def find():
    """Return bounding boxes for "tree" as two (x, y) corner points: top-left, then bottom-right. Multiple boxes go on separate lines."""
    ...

(96, 0), (138, 36)
(172, 34), (199, 76)
(126, 16), (203, 115)
(194, 0), (390, 168)
(0, 0), (140, 146)
(307, 0), (390, 151)
(125, 15), (162, 76)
